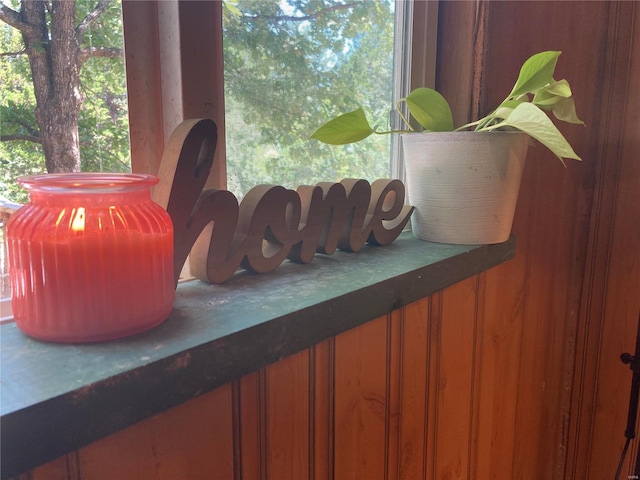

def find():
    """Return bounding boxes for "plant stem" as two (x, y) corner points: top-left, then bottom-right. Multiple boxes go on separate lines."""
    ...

(394, 100), (414, 132)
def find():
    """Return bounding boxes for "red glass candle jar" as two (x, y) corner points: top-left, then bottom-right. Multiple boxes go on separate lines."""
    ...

(7, 173), (175, 342)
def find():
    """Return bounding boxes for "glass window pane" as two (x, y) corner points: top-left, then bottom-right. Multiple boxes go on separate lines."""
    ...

(0, 0), (130, 315)
(0, 0), (130, 205)
(223, 0), (396, 199)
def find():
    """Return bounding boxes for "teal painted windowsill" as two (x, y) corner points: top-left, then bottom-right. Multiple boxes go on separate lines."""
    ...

(0, 232), (515, 479)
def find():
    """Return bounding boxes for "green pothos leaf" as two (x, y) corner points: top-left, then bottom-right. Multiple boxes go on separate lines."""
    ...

(509, 51), (561, 98)
(404, 87), (454, 132)
(552, 97), (585, 125)
(544, 79), (572, 97)
(486, 102), (581, 161)
(311, 108), (375, 145)
(310, 50), (582, 165)
(493, 99), (528, 120)
(533, 79), (572, 106)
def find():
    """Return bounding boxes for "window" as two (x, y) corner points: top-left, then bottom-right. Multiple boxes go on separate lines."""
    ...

(1, 0), (437, 319)
(223, 0), (396, 199)
(121, 0), (438, 186)
(0, 0), (129, 319)
(0, 0), (130, 204)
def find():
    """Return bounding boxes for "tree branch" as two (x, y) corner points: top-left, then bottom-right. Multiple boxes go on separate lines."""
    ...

(0, 1), (41, 38)
(77, 46), (123, 66)
(0, 133), (42, 144)
(0, 47), (27, 57)
(76, 0), (113, 36)
(3, 115), (41, 138)
(0, 1), (25, 31)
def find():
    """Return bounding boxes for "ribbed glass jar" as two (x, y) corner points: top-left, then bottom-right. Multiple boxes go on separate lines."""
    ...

(7, 173), (175, 342)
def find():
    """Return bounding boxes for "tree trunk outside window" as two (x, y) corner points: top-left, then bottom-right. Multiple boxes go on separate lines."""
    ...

(0, 0), (121, 173)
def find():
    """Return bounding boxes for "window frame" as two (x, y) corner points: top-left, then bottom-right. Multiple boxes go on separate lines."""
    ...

(0, 0), (438, 319)
(391, 0), (438, 181)
(122, 0), (227, 189)
(121, 0), (438, 184)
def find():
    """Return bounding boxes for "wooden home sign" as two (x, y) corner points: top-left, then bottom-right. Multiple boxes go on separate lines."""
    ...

(152, 119), (414, 285)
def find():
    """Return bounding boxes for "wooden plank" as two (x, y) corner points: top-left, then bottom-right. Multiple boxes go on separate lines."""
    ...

(312, 339), (334, 480)
(176, 0), (226, 189)
(386, 309), (402, 479)
(26, 455), (75, 480)
(424, 292), (441, 480)
(567, 2), (640, 478)
(397, 299), (430, 480)
(472, 1), (612, 476)
(433, 0), (478, 127)
(122, 1), (226, 188)
(237, 371), (265, 480)
(265, 349), (310, 480)
(334, 316), (388, 480)
(72, 384), (234, 478)
(433, 278), (478, 479)
(472, 262), (525, 480)
(121, 0), (165, 176)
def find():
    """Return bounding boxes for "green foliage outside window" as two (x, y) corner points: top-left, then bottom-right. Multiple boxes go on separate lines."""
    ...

(223, 0), (395, 198)
(0, 0), (129, 204)
(0, 0), (395, 203)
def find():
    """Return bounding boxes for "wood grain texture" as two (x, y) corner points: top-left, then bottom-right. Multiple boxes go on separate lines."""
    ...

(1, 234), (515, 480)
(433, 0), (478, 129)
(265, 349), (310, 480)
(121, 1), (165, 177)
(397, 299), (429, 480)
(386, 309), (402, 480)
(333, 315), (388, 480)
(312, 339), (334, 480)
(477, 2), (638, 479)
(122, 1), (226, 187)
(237, 371), (265, 480)
(566, 2), (640, 478)
(10, 2), (639, 480)
(434, 278), (478, 479)
(434, 1), (639, 478)
(176, 0), (226, 190)
(76, 384), (234, 479)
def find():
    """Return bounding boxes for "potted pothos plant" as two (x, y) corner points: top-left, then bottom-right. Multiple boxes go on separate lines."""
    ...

(311, 51), (584, 244)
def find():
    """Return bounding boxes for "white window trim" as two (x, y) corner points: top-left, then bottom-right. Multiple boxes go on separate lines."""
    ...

(391, 0), (439, 183)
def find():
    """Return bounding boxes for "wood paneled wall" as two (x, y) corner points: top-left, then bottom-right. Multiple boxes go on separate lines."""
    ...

(460, 2), (639, 479)
(14, 1), (639, 479)
(23, 287), (502, 480)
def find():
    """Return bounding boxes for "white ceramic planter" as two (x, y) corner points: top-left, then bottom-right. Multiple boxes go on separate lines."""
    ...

(402, 131), (529, 244)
